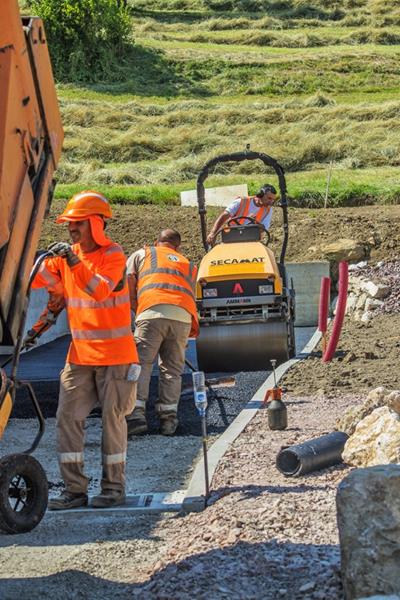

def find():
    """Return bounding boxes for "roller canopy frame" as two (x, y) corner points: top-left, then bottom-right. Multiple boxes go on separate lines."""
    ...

(196, 149), (289, 267)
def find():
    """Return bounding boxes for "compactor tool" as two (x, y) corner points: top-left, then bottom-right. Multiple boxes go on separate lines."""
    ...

(195, 150), (295, 372)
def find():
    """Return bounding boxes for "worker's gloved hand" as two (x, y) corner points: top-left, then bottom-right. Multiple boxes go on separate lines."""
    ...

(48, 242), (72, 257)
(23, 330), (38, 349)
(48, 242), (80, 267)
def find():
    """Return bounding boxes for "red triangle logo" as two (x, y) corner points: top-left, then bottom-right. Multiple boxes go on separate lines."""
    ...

(233, 283), (244, 294)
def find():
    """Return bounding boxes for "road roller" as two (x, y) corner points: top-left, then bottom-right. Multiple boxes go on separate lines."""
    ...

(195, 149), (296, 373)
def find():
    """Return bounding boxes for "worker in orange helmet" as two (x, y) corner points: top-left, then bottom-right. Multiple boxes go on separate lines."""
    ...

(32, 191), (140, 510)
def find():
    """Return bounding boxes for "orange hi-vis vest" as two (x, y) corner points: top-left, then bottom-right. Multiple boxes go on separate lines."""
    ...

(233, 196), (271, 225)
(33, 243), (138, 366)
(137, 246), (199, 338)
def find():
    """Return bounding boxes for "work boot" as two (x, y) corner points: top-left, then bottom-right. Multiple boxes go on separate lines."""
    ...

(91, 489), (126, 509)
(127, 408), (148, 437)
(48, 491), (88, 511)
(160, 417), (178, 436)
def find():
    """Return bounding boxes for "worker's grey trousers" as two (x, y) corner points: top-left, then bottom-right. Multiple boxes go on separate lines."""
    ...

(57, 363), (137, 495)
(129, 318), (191, 421)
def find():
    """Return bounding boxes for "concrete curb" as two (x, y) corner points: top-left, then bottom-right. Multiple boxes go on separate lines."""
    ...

(182, 327), (323, 512)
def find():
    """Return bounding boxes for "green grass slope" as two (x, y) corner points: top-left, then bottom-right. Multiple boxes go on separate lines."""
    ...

(44, 0), (400, 206)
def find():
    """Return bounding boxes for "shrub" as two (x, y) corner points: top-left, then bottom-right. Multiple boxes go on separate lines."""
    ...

(30, 0), (131, 82)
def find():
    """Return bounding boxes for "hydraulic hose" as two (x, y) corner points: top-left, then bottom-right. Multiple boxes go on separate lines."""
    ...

(276, 431), (349, 477)
(322, 261), (348, 363)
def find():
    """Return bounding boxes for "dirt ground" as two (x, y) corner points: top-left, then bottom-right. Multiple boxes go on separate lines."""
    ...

(40, 201), (400, 267)
(283, 313), (400, 397)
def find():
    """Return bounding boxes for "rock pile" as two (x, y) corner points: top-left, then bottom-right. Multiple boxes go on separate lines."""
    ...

(363, 259), (400, 315)
(336, 386), (400, 436)
(344, 259), (399, 323)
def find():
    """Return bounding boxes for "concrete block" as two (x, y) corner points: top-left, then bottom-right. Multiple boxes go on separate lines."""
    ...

(180, 184), (248, 207)
(286, 261), (330, 326)
(181, 495), (206, 513)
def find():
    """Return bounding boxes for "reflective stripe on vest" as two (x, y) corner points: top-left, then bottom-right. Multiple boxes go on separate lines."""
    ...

(36, 263), (59, 287)
(84, 273), (115, 297)
(70, 325), (133, 340)
(65, 293), (130, 310)
(234, 196), (270, 225)
(138, 283), (195, 299)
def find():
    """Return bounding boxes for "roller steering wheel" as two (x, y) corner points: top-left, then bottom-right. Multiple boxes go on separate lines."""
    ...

(216, 216), (271, 245)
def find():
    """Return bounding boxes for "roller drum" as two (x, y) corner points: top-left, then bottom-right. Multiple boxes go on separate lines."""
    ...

(196, 320), (289, 373)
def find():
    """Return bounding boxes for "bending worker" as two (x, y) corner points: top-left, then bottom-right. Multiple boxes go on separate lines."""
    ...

(32, 191), (139, 510)
(126, 229), (199, 437)
(206, 183), (277, 246)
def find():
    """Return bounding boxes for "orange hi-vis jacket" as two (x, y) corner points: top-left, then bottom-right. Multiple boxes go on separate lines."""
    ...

(233, 196), (271, 225)
(136, 246), (199, 338)
(32, 243), (138, 366)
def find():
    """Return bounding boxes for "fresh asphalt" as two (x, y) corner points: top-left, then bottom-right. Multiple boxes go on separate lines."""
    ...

(2, 328), (314, 437)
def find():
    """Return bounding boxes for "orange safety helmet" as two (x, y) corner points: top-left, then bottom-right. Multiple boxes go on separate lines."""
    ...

(56, 190), (112, 223)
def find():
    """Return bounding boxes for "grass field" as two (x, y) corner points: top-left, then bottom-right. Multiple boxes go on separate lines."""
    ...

(26, 0), (400, 206)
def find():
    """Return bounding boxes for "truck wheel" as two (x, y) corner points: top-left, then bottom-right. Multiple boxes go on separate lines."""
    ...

(0, 454), (48, 534)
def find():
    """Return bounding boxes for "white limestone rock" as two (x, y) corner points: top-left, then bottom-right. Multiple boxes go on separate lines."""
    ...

(365, 298), (384, 311)
(342, 406), (400, 467)
(360, 311), (373, 323)
(361, 280), (391, 299)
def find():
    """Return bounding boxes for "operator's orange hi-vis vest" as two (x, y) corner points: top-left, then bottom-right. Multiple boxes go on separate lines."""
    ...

(33, 243), (138, 366)
(137, 246), (199, 337)
(233, 196), (271, 225)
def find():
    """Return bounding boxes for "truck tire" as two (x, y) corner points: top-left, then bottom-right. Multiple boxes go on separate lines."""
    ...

(0, 453), (48, 534)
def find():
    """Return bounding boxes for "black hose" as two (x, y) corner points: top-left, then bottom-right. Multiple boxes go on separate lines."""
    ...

(276, 431), (348, 477)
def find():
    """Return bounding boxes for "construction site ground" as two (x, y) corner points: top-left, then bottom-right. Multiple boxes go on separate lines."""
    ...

(1, 203), (399, 598)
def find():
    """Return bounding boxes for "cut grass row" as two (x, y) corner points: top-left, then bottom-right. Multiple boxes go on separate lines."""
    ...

(130, 0), (400, 23)
(55, 166), (400, 207)
(56, 94), (400, 186)
(134, 22), (400, 47)
(54, 39), (400, 98)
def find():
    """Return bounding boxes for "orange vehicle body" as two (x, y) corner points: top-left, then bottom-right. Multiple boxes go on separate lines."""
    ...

(0, 0), (64, 348)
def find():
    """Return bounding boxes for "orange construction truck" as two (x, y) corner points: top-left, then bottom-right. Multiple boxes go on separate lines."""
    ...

(0, 0), (63, 533)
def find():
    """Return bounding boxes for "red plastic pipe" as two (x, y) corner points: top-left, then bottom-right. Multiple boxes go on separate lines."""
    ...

(322, 261), (349, 362)
(318, 277), (331, 333)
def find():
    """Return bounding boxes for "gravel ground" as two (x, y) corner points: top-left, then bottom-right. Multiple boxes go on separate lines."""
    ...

(0, 390), (362, 599)
(0, 418), (204, 496)
(133, 391), (363, 600)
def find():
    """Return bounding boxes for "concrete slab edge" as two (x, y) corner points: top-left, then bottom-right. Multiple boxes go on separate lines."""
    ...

(181, 327), (322, 513)
(45, 490), (187, 517)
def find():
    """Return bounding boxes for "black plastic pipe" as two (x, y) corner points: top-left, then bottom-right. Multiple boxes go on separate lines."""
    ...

(276, 431), (348, 477)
